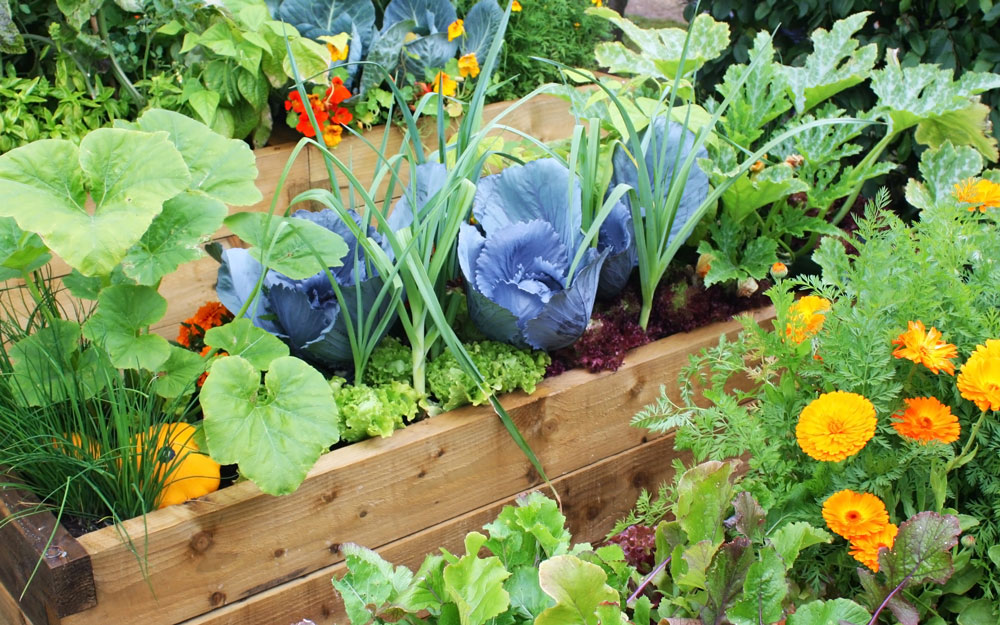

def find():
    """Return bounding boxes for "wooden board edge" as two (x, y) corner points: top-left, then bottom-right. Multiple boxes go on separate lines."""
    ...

(0, 579), (35, 625)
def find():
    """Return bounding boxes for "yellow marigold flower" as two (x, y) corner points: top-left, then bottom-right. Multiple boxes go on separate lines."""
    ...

(458, 52), (480, 78)
(957, 339), (1000, 411)
(432, 71), (458, 97)
(785, 295), (831, 344)
(892, 397), (960, 444)
(591, 0), (603, 6)
(511, 0), (521, 11)
(448, 19), (465, 41)
(849, 522), (897, 572)
(796, 391), (876, 462)
(822, 490), (889, 540)
(954, 177), (1000, 212)
(891, 320), (958, 375)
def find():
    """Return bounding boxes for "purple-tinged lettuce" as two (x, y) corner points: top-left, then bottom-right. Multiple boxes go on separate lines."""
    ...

(458, 158), (609, 351)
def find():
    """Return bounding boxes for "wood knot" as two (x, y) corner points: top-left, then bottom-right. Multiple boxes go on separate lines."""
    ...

(329, 543), (342, 555)
(359, 509), (368, 518)
(273, 548), (286, 558)
(189, 531), (213, 554)
(586, 504), (602, 521)
(417, 469), (427, 478)
(320, 490), (338, 504)
(210, 592), (227, 607)
(631, 471), (650, 489)
(434, 448), (446, 458)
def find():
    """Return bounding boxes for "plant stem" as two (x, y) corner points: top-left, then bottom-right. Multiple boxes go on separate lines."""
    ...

(866, 573), (912, 625)
(97, 9), (145, 107)
(21, 34), (98, 99)
(945, 409), (987, 473)
(627, 555), (671, 605)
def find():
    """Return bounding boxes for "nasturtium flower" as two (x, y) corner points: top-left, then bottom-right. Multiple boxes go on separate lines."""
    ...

(458, 52), (480, 78)
(957, 339), (1000, 411)
(785, 295), (830, 344)
(322, 122), (343, 148)
(432, 71), (458, 97)
(326, 76), (352, 107)
(447, 19), (465, 41)
(511, 0), (522, 11)
(458, 158), (609, 351)
(892, 397), (960, 444)
(591, 0), (603, 6)
(849, 522), (897, 572)
(953, 177), (1000, 212)
(891, 320), (958, 375)
(796, 391), (876, 462)
(327, 39), (349, 62)
(822, 490), (889, 540)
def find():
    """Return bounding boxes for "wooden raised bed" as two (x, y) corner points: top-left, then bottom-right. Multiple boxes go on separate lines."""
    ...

(0, 306), (776, 625)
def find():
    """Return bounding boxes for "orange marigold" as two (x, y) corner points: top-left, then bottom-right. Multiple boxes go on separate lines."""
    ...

(178, 301), (233, 350)
(848, 522), (898, 572)
(957, 339), (1000, 411)
(822, 490), (889, 540)
(785, 295), (831, 344)
(511, 0), (521, 11)
(796, 391), (876, 461)
(954, 177), (1000, 212)
(892, 397), (960, 444)
(891, 320), (958, 375)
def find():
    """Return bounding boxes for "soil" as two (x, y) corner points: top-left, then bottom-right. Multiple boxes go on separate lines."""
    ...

(625, 0), (687, 22)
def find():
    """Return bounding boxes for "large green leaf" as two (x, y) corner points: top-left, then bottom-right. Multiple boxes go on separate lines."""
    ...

(716, 32), (792, 148)
(768, 521), (831, 571)
(443, 532), (512, 625)
(787, 599), (870, 625)
(914, 102), (999, 162)
(82, 284), (171, 370)
(535, 555), (618, 625)
(482, 491), (572, 569)
(0, 130), (190, 276)
(721, 165), (809, 222)
(225, 212), (349, 280)
(880, 511), (961, 588)
(55, 0), (103, 29)
(360, 20), (415, 96)
(672, 539), (720, 591)
(331, 544), (414, 625)
(122, 193), (227, 285)
(203, 318), (289, 369)
(727, 547), (788, 625)
(8, 320), (89, 406)
(200, 355), (339, 495)
(904, 141), (984, 211)
(780, 12), (877, 114)
(152, 345), (207, 399)
(0, 216), (50, 280)
(123, 108), (262, 206)
(674, 460), (734, 545)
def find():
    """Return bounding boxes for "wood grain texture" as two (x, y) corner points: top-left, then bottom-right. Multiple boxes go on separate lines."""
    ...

(181, 433), (691, 625)
(56, 308), (771, 625)
(0, 478), (95, 625)
(0, 580), (34, 625)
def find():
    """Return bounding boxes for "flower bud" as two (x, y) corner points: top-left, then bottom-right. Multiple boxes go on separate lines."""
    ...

(771, 262), (788, 279)
(750, 159), (766, 174)
(737, 276), (759, 297)
(784, 154), (804, 168)
(696, 253), (713, 279)
(961, 534), (976, 548)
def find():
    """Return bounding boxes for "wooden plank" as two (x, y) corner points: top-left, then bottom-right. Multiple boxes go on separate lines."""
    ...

(61, 308), (772, 625)
(181, 432), (691, 625)
(0, 580), (34, 625)
(0, 479), (96, 625)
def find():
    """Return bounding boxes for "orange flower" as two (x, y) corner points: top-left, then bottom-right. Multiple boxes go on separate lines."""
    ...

(327, 40), (349, 62)
(432, 71), (458, 97)
(785, 295), (831, 344)
(770, 262), (788, 279)
(891, 320), (958, 375)
(325, 77), (352, 106)
(892, 397), (960, 444)
(849, 522), (897, 572)
(511, 0), (522, 11)
(322, 122), (344, 147)
(447, 19), (465, 41)
(458, 52), (480, 78)
(197, 346), (228, 387)
(796, 391), (876, 462)
(822, 490), (889, 540)
(953, 178), (1000, 212)
(591, 0), (603, 6)
(957, 339), (1000, 411)
(178, 301), (233, 350)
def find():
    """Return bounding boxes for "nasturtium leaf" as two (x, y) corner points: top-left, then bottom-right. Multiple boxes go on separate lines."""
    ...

(331, 544), (414, 625)
(123, 109), (262, 206)
(880, 511), (961, 588)
(0, 216), (49, 280)
(727, 547), (788, 625)
(152, 345), (207, 399)
(780, 12), (877, 114)
(443, 532), (511, 625)
(535, 555), (618, 625)
(904, 141), (983, 212)
(675, 460), (734, 545)
(0, 130), (190, 276)
(122, 192), (227, 285)
(700, 537), (753, 625)
(82, 284), (171, 371)
(768, 521), (832, 570)
(225, 212), (349, 280)
(200, 355), (339, 495)
(203, 318), (289, 370)
(786, 598), (870, 625)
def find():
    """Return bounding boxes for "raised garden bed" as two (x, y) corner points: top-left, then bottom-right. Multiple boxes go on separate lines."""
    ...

(0, 306), (775, 625)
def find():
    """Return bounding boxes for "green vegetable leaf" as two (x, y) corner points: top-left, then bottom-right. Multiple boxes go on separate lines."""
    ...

(675, 460), (735, 545)
(394, 554), (448, 614)
(880, 511), (961, 588)
(768, 522), (832, 570)
(331, 544), (414, 625)
(716, 32), (792, 147)
(701, 537), (753, 625)
(443, 532), (512, 625)
(224, 212), (349, 280)
(152, 345), (207, 398)
(200, 355), (339, 495)
(535, 555), (619, 625)
(82, 284), (171, 370)
(780, 12), (878, 114)
(1, 0), (26, 54)
(0, 216), (49, 279)
(8, 319), (95, 406)
(731, 492), (766, 542)
(0, 129), (190, 276)
(203, 318), (289, 370)
(786, 598), (870, 625)
(914, 102), (999, 162)
(672, 539), (720, 590)
(721, 165), (809, 222)
(727, 546), (788, 625)
(333, 381), (409, 442)
(904, 141), (984, 211)
(61, 269), (103, 300)
(55, 0), (103, 29)
(506, 566), (554, 621)
(483, 491), (573, 569)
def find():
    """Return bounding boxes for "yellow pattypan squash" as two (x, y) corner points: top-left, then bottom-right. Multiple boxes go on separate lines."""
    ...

(137, 422), (220, 509)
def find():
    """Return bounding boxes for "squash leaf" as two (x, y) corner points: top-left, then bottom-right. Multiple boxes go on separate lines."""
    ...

(203, 318), (289, 370)
(82, 284), (171, 371)
(224, 212), (349, 280)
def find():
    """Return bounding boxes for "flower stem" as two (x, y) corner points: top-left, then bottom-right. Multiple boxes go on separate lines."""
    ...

(945, 409), (987, 473)
(627, 555), (671, 605)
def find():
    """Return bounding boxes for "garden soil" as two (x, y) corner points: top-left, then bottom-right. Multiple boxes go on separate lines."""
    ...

(626, 0), (686, 22)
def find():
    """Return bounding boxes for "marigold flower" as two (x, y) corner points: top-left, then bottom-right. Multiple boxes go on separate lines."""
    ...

(849, 522), (897, 572)
(511, 0), (521, 11)
(178, 301), (233, 350)
(957, 339), (1000, 411)
(954, 178), (1000, 212)
(448, 19), (465, 41)
(197, 346), (228, 387)
(458, 52), (480, 78)
(327, 40), (349, 62)
(796, 391), (876, 462)
(892, 397), (960, 444)
(891, 320), (958, 375)
(785, 295), (830, 344)
(432, 71), (458, 97)
(822, 490), (889, 540)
